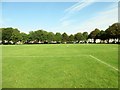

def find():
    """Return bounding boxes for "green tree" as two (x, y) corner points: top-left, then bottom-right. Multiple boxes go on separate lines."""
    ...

(114, 23), (120, 43)
(89, 28), (100, 43)
(47, 32), (55, 43)
(97, 30), (107, 43)
(62, 32), (68, 43)
(55, 32), (62, 42)
(82, 32), (88, 43)
(74, 32), (84, 43)
(10, 28), (22, 44)
(29, 30), (48, 43)
(55, 32), (62, 43)
(29, 31), (35, 41)
(2, 27), (13, 43)
(21, 32), (28, 43)
(38, 30), (48, 42)
(106, 23), (120, 43)
(68, 34), (74, 42)
(0, 28), (2, 41)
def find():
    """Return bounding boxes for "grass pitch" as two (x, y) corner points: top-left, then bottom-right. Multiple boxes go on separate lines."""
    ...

(2, 44), (118, 88)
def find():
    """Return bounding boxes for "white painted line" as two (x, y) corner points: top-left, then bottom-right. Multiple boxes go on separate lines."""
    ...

(89, 55), (119, 72)
(3, 55), (88, 58)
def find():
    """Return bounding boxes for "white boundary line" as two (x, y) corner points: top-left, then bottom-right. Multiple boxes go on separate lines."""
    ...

(89, 55), (119, 72)
(3, 55), (88, 58)
(3, 54), (119, 72)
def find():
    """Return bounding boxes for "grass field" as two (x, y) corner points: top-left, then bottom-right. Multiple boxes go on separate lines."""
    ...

(2, 44), (118, 88)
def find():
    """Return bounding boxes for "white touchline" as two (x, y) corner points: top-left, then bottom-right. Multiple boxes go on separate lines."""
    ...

(3, 55), (88, 58)
(89, 55), (119, 72)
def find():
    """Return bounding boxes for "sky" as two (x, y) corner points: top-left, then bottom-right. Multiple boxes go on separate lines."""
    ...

(1, 1), (118, 34)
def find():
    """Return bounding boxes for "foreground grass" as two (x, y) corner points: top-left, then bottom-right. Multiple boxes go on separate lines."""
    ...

(0, 46), (2, 89)
(2, 44), (118, 88)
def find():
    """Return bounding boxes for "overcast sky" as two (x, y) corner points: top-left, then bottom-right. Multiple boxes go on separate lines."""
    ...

(1, 1), (118, 34)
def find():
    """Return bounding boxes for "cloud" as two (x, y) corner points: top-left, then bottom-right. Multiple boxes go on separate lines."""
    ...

(53, 1), (90, 34)
(65, 0), (95, 13)
(60, 0), (95, 22)
(50, 3), (118, 35)
(72, 4), (118, 33)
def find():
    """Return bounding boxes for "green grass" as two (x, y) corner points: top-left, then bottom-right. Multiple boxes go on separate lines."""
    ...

(2, 44), (118, 88)
(0, 46), (2, 89)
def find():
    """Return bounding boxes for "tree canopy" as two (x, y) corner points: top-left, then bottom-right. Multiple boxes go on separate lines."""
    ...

(0, 22), (120, 44)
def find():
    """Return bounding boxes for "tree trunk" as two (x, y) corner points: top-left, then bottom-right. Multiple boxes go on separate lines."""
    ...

(107, 39), (109, 44)
(118, 38), (120, 43)
(94, 39), (96, 43)
(114, 38), (116, 43)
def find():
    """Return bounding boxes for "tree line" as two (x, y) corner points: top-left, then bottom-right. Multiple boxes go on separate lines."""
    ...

(0, 22), (120, 44)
